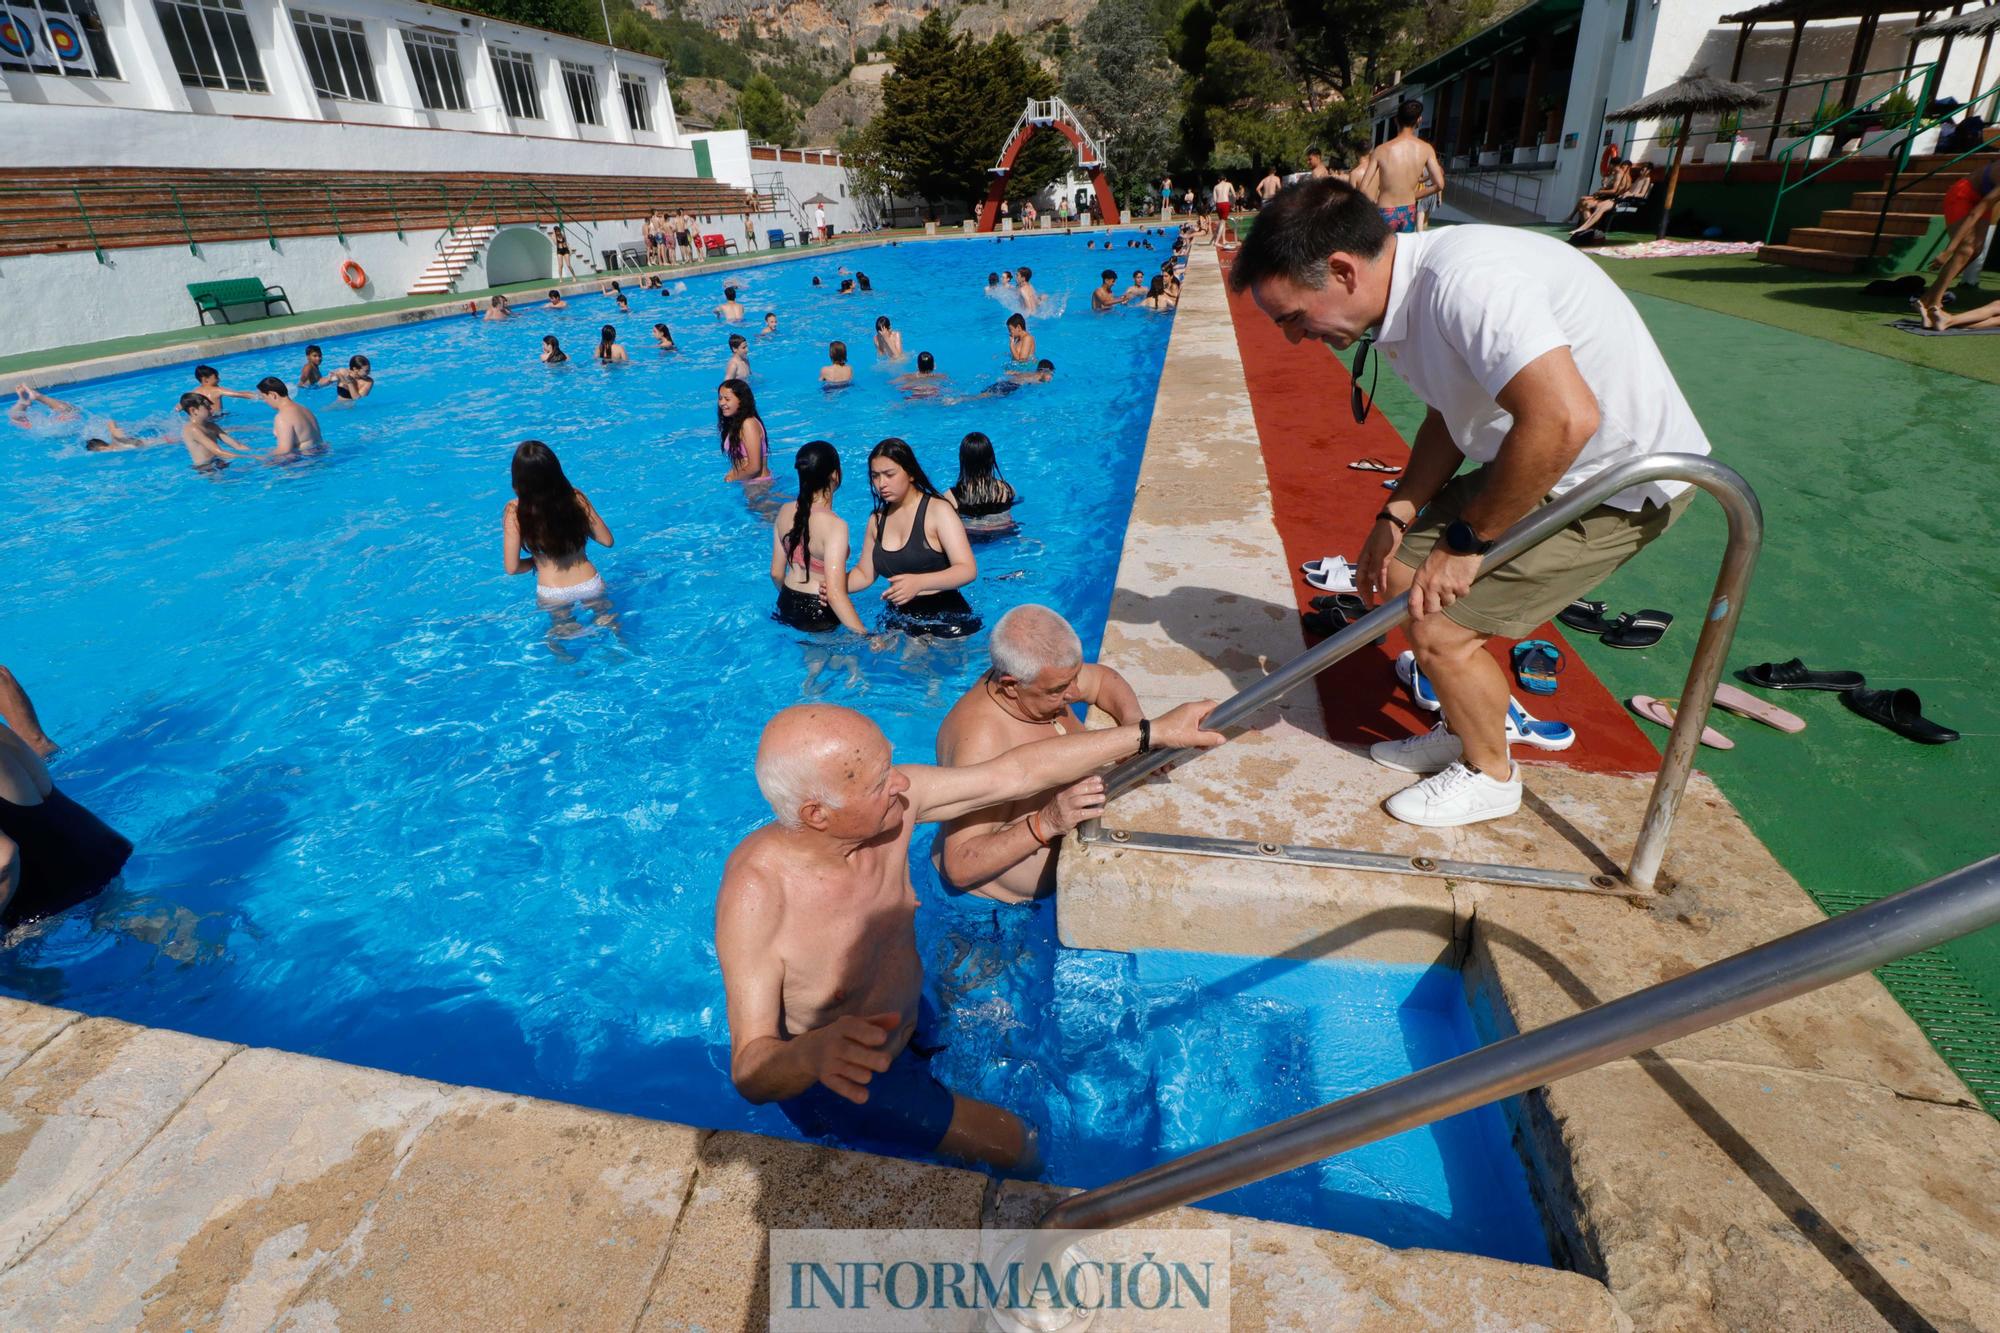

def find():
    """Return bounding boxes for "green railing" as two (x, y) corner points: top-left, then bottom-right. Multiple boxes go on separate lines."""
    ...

(435, 179), (598, 260)
(1763, 61), (1943, 245)
(1862, 71), (2000, 254)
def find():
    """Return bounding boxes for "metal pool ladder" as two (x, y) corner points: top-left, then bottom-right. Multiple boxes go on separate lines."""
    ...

(1033, 854), (2000, 1254)
(1076, 453), (1763, 896)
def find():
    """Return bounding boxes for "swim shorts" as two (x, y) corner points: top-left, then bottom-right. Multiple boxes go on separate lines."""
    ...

(778, 1000), (956, 1155)
(881, 591), (982, 639)
(1943, 177), (1983, 228)
(1380, 204), (1419, 234)
(1217, 201), (1232, 220)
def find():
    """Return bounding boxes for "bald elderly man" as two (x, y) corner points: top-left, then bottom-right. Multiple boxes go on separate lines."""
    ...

(934, 605), (1142, 904)
(717, 699), (1223, 1170)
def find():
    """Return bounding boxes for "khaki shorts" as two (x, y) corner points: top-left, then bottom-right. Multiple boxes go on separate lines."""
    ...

(1392, 468), (1691, 639)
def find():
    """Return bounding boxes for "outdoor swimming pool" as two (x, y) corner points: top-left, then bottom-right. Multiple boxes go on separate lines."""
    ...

(1, 230), (1544, 1261)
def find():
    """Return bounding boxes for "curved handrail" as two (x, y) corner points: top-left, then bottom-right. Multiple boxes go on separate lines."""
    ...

(1036, 854), (2000, 1238)
(1084, 453), (1762, 892)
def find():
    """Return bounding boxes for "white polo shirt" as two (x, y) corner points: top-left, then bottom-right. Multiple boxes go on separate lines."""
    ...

(1372, 225), (1710, 512)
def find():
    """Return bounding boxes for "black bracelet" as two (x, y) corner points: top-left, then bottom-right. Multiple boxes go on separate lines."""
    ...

(1138, 719), (1152, 753)
(1375, 509), (1408, 533)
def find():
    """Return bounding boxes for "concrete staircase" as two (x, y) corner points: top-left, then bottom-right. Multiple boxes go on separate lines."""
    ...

(1757, 152), (1995, 274)
(408, 224), (496, 295)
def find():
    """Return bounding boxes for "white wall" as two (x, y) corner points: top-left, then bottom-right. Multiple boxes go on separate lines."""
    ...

(687, 131), (873, 238)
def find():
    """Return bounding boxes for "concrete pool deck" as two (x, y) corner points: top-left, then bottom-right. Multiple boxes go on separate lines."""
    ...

(0, 235), (1993, 1331)
(1060, 243), (2000, 1329)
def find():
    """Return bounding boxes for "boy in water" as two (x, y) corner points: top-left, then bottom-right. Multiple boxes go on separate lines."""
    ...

(1122, 270), (1148, 302)
(725, 334), (752, 380)
(1005, 313), (1036, 362)
(893, 352), (945, 399)
(874, 316), (903, 359)
(176, 393), (254, 471)
(85, 420), (176, 452)
(1015, 266), (1040, 313)
(762, 311), (779, 335)
(715, 286), (746, 322)
(483, 295), (514, 322)
(192, 365), (258, 412)
(1091, 269), (1123, 310)
(545, 289), (568, 310)
(9, 383), (81, 427)
(298, 345), (326, 388)
(258, 378), (324, 459)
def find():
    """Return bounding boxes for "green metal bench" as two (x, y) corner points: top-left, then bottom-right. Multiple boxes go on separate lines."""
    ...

(188, 277), (294, 326)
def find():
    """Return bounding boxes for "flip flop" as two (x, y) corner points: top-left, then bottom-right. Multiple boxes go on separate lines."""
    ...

(1304, 562), (1358, 593)
(1348, 457), (1402, 473)
(1841, 687), (1959, 744)
(1628, 695), (1733, 750)
(1511, 639), (1564, 695)
(1299, 555), (1349, 577)
(1600, 610), (1673, 649)
(1506, 698), (1574, 751)
(1712, 683), (1804, 734)
(1737, 658), (1865, 692)
(1309, 593), (1368, 616)
(1556, 599), (1613, 635)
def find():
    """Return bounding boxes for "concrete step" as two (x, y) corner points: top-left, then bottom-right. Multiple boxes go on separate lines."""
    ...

(1851, 189), (1947, 213)
(1820, 209), (1934, 235)
(1787, 226), (1905, 256)
(1755, 244), (1861, 273)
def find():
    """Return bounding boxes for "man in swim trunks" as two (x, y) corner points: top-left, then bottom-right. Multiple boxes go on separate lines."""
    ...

(1212, 177), (1237, 246)
(819, 340), (853, 386)
(715, 285), (746, 322)
(1257, 166), (1283, 208)
(1353, 99), (1444, 235)
(1920, 161), (2000, 324)
(1015, 267), (1041, 314)
(966, 360), (1053, 400)
(177, 393), (253, 471)
(716, 699), (1223, 1167)
(1308, 148), (1330, 179)
(1091, 269), (1123, 310)
(933, 607), (1143, 904)
(258, 378), (324, 459)
(893, 351), (945, 398)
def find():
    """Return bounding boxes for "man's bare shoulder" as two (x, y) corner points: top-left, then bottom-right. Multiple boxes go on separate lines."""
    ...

(718, 826), (794, 922)
(936, 680), (1010, 765)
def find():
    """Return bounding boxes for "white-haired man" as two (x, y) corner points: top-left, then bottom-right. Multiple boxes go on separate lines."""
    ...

(933, 605), (1143, 904)
(716, 699), (1222, 1170)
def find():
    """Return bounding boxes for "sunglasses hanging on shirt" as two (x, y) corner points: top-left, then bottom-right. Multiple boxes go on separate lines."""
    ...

(1350, 334), (1379, 424)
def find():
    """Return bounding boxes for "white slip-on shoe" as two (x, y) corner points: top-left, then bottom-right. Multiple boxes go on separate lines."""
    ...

(1384, 761), (1523, 828)
(1303, 561), (1357, 593)
(1368, 720), (1462, 774)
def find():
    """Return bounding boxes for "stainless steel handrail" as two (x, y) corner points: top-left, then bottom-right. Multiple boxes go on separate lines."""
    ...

(1039, 854), (2000, 1237)
(1082, 453), (1764, 892)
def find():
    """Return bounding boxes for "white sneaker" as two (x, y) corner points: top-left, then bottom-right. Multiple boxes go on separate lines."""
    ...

(1385, 761), (1523, 828)
(1369, 720), (1462, 774)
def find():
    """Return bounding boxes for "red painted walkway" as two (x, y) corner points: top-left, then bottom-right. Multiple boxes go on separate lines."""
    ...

(1217, 253), (1661, 775)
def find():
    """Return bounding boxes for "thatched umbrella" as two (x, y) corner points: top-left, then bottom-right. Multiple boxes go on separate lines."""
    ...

(1607, 69), (1769, 237)
(1916, 5), (2000, 116)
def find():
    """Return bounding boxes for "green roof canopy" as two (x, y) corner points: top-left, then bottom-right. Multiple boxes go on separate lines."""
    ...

(1403, 0), (1586, 89)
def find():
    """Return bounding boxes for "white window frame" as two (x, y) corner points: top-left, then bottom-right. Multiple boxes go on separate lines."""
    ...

(619, 72), (651, 132)
(402, 28), (467, 113)
(490, 45), (540, 120)
(292, 11), (380, 104)
(153, 0), (264, 92)
(561, 60), (601, 127)
(1, 0), (122, 81)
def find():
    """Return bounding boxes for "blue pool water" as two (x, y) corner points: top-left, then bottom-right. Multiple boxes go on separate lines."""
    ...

(0, 230), (1543, 1261)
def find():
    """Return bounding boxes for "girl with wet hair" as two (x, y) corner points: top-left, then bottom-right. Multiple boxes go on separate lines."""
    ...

(947, 432), (1018, 538)
(541, 335), (568, 364)
(597, 325), (629, 363)
(716, 378), (770, 483)
(502, 439), (615, 621)
(653, 323), (676, 351)
(768, 440), (866, 634)
(846, 438), (980, 638)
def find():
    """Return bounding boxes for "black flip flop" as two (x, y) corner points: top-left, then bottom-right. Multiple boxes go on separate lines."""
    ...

(1842, 687), (1959, 744)
(1557, 599), (1613, 635)
(1309, 593), (1368, 617)
(1302, 603), (1385, 644)
(1738, 658), (1865, 692)
(1599, 610), (1673, 650)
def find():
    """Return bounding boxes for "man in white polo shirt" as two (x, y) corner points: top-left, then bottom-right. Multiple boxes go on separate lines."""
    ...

(1230, 178), (1711, 828)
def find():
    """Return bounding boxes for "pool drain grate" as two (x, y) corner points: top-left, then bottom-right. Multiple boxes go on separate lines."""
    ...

(1811, 886), (2000, 1119)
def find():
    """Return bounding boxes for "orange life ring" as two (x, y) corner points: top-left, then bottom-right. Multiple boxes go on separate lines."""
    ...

(340, 260), (366, 289)
(1599, 143), (1620, 175)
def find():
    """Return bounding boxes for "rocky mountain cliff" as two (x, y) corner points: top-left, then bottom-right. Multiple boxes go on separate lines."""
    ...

(654, 0), (1095, 62)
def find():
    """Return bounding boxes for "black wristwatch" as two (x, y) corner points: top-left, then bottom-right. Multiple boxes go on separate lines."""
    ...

(1443, 518), (1494, 557)
(1138, 719), (1152, 753)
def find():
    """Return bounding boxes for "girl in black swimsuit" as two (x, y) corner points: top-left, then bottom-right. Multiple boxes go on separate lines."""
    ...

(948, 431), (1018, 538)
(0, 725), (131, 931)
(847, 438), (981, 638)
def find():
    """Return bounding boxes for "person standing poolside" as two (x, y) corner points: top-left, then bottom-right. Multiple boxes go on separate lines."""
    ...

(1006, 313), (1036, 362)
(552, 226), (574, 279)
(176, 393), (253, 471)
(298, 345), (326, 388)
(502, 440), (616, 647)
(819, 341), (854, 387)
(1212, 176), (1236, 227)
(257, 379), (323, 459)
(847, 438), (981, 638)
(1920, 160), (2000, 324)
(718, 378), (771, 484)
(9, 383), (81, 427)
(814, 201), (828, 242)
(874, 315), (904, 359)
(1257, 167), (1283, 207)
(725, 334), (751, 380)
(1160, 178), (1173, 219)
(1352, 100), (1445, 235)
(933, 605), (1143, 904)
(716, 698), (1222, 1169)
(0, 666), (58, 759)
(1091, 269), (1123, 310)
(541, 336), (569, 364)
(0, 705), (132, 933)
(596, 325), (630, 364)
(945, 431), (1018, 538)
(1232, 178), (1709, 828)
(1308, 148), (1330, 179)
(770, 440), (867, 635)
(716, 286), (746, 322)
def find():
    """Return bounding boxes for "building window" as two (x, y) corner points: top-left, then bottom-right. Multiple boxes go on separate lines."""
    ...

(0, 0), (121, 80)
(562, 60), (601, 126)
(1620, 0), (1637, 42)
(293, 11), (379, 103)
(154, 0), (262, 92)
(491, 46), (540, 119)
(402, 29), (466, 112)
(619, 72), (651, 131)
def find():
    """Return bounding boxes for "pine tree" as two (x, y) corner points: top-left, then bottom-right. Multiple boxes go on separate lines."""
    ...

(1062, 0), (1181, 194)
(738, 73), (796, 146)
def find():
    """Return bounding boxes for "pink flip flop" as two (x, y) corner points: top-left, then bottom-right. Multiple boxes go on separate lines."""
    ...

(1712, 683), (1806, 733)
(1629, 696), (1733, 750)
